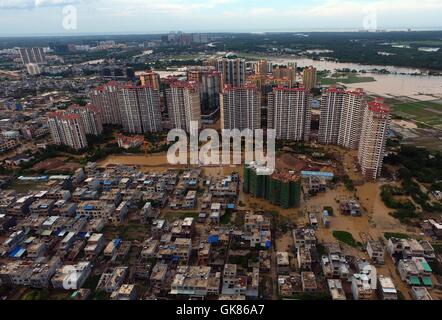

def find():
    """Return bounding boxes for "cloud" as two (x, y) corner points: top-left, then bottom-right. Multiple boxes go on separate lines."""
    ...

(97, 0), (238, 16)
(0, 0), (85, 9)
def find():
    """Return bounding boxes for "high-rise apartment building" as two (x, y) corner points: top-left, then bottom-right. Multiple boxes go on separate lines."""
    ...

(118, 85), (163, 134)
(90, 82), (121, 125)
(216, 58), (246, 87)
(47, 112), (88, 150)
(337, 89), (367, 149)
(166, 81), (201, 132)
(267, 87), (312, 141)
(140, 72), (161, 90)
(220, 85), (261, 131)
(358, 99), (391, 180)
(187, 67), (222, 114)
(19, 48), (46, 65)
(302, 66), (317, 90)
(255, 60), (273, 76)
(68, 104), (103, 136)
(318, 88), (367, 149)
(319, 88), (346, 145)
(273, 64), (297, 85)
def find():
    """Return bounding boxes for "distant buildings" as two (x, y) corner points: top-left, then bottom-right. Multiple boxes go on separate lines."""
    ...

(166, 81), (201, 132)
(358, 99), (391, 179)
(47, 112), (88, 150)
(267, 87), (312, 141)
(216, 58), (246, 87)
(19, 47), (46, 65)
(220, 84), (261, 131)
(118, 84), (163, 134)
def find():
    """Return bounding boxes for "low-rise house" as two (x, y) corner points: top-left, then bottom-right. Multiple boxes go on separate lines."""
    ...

(77, 201), (116, 224)
(52, 200), (77, 217)
(0, 260), (34, 286)
(387, 238), (435, 262)
(84, 233), (106, 259)
(7, 195), (34, 216)
(29, 199), (56, 216)
(171, 217), (195, 239)
(198, 242), (211, 265)
(411, 287), (433, 300)
(321, 253), (350, 279)
(151, 219), (168, 239)
(292, 228), (317, 249)
(51, 262), (92, 290)
(170, 266), (213, 298)
(97, 267), (128, 293)
(184, 191), (197, 208)
(340, 199), (361, 216)
(150, 263), (169, 294)
(398, 257), (433, 287)
(366, 240), (385, 265)
(0, 214), (16, 233)
(278, 273), (303, 297)
(29, 257), (62, 288)
(327, 279), (346, 300)
(301, 272), (317, 292)
(377, 276), (398, 300)
(351, 273), (373, 300)
(140, 239), (159, 260)
(276, 252), (291, 274)
(297, 247), (312, 271)
(111, 284), (137, 300)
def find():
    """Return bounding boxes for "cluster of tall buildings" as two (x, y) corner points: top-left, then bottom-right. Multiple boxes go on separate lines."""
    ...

(48, 104), (103, 150)
(90, 82), (163, 134)
(46, 56), (389, 179)
(319, 88), (391, 179)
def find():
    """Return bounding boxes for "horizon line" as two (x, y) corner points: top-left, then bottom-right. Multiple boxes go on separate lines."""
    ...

(1, 27), (442, 39)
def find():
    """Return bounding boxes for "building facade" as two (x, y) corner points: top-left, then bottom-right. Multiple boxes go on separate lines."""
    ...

(216, 58), (246, 87)
(319, 88), (367, 148)
(220, 85), (261, 131)
(47, 112), (88, 150)
(90, 81), (121, 125)
(118, 85), (163, 134)
(358, 99), (391, 180)
(302, 66), (317, 90)
(68, 104), (103, 136)
(268, 87), (312, 141)
(166, 81), (201, 132)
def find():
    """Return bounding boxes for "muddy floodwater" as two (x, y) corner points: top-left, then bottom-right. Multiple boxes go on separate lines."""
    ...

(268, 56), (442, 99)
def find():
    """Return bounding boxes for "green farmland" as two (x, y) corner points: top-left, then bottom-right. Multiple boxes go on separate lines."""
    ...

(392, 100), (442, 129)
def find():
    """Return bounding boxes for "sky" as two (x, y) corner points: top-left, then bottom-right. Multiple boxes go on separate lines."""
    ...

(0, 0), (442, 36)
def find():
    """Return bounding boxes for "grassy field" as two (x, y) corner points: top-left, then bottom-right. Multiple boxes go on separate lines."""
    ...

(332, 231), (361, 248)
(392, 100), (442, 129)
(320, 74), (376, 85)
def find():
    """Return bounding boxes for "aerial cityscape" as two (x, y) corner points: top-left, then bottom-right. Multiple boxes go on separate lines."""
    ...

(0, 0), (442, 308)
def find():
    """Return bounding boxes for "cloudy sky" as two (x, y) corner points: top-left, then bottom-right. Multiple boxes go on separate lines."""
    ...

(0, 0), (441, 36)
